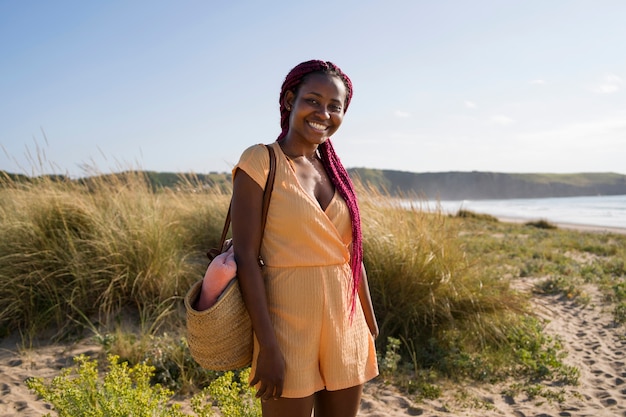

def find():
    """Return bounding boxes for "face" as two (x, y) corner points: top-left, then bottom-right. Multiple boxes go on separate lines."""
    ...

(284, 72), (348, 146)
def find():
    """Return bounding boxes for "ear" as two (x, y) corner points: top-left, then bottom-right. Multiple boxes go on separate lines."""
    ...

(283, 90), (295, 111)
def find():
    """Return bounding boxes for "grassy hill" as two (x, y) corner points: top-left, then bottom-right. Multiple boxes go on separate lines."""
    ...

(3, 169), (626, 200)
(1, 170), (233, 194)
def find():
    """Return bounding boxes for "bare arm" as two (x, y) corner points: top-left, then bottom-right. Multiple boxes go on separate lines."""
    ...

(231, 169), (284, 400)
(358, 262), (379, 339)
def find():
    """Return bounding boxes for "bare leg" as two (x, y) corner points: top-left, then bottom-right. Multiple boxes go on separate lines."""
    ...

(313, 385), (363, 417)
(261, 395), (314, 417)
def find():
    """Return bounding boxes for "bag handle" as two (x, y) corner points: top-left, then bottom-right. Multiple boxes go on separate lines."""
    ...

(210, 144), (277, 264)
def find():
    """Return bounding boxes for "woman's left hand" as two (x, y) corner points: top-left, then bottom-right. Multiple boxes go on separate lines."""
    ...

(368, 319), (379, 340)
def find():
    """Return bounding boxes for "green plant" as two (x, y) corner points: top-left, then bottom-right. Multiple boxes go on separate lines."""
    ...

(191, 368), (261, 417)
(503, 382), (567, 404)
(26, 354), (187, 417)
(95, 331), (218, 394)
(453, 388), (495, 410)
(379, 337), (402, 377)
(524, 219), (557, 230)
(414, 381), (442, 401)
(614, 302), (626, 324)
(455, 209), (499, 222)
(506, 316), (578, 384)
(27, 354), (260, 417)
(534, 276), (587, 303)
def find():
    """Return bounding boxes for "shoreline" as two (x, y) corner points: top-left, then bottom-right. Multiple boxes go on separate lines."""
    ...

(496, 215), (626, 235)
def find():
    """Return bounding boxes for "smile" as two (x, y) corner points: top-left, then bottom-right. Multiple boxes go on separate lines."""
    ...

(308, 121), (328, 132)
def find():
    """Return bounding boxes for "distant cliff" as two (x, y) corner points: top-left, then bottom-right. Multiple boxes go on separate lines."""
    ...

(349, 169), (626, 200)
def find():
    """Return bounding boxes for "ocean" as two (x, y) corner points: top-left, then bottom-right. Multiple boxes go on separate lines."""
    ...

(428, 195), (626, 229)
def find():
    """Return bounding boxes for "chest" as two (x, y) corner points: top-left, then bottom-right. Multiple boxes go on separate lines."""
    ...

(288, 158), (335, 211)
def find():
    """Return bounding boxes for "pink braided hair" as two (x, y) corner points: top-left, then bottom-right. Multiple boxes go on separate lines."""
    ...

(276, 60), (362, 315)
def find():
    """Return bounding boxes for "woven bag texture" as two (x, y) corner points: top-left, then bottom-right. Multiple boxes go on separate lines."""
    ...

(184, 278), (253, 370)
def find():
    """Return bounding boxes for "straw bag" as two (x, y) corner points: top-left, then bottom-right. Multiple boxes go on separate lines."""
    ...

(185, 144), (277, 370)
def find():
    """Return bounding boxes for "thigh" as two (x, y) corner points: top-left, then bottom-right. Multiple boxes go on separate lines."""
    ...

(261, 395), (314, 417)
(313, 385), (364, 417)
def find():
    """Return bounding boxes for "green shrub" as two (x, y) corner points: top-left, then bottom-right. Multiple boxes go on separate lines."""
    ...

(614, 302), (626, 324)
(534, 276), (586, 302)
(379, 337), (402, 377)
(96, 331), (217, 394)
(26, 354), (187, 417)
(524, 219), (557, 230)
(200, 369), (260, 417)
(415, 381), (442, 401)
(505, 316), (577, 383)
(455, 209), (499, 222)
(27, 354), (260, 417)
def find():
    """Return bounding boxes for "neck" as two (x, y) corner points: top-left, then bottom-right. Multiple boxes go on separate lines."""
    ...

(278, 138), (319, 161)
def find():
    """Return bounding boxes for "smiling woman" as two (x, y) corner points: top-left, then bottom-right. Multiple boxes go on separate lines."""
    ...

(227, 60), (379, 417)
(278, 73), (347, 213)
(281, 72), (346, 147)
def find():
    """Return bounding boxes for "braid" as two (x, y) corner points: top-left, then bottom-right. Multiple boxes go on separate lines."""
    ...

(319, 140), (363, 317)
(276, 60), (362, 316)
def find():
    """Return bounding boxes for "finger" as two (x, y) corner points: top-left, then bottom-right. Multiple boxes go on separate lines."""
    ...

(274, 384), (283, 399)
(254, 382), (267, 399)
(261, 384), (275, 401)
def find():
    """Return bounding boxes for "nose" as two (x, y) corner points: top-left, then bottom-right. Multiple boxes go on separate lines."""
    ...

(316, 106), (331, 119)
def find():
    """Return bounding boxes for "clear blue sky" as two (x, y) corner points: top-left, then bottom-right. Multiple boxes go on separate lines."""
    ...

(2, 0), (625, 177)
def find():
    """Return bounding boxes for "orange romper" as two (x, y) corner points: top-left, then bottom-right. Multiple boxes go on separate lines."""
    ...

(233, 142), (379, 398)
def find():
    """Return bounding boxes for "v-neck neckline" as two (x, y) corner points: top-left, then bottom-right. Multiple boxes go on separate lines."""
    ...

(274, 142), (337, 213)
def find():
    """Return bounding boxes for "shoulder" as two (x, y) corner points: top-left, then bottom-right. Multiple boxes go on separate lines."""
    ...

(233, 143), (272, 187)
(239, 143), (270, 164)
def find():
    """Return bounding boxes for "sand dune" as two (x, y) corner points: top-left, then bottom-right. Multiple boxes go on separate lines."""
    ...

(2, 226), (626, 417)
(356, 278), (626, 416)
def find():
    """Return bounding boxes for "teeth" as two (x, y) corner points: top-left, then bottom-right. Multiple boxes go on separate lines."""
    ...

(308, 122), (327, 131)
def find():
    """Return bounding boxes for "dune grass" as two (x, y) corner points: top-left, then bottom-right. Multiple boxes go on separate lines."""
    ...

(361, 194), (525, 354)
(0, 172), (229, 341)
(2, 170), (625, 409)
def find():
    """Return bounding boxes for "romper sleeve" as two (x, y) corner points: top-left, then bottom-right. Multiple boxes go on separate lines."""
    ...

(232, 144), (270, 188)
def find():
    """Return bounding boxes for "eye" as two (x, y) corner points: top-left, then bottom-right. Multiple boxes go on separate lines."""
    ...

(305, 98), (319, 105)
(329, 105), (343, 112)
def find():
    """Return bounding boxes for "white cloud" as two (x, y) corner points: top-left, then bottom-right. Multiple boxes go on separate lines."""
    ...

(590, 74), (623, 94)
(394, 110), (411, 118)
(464, 100), (476, 109)
(516, 114), (626, 147)
(529, 79), (546, 85)
(491, 115), (514, 126)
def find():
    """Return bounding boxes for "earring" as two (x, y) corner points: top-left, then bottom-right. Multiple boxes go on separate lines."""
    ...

(286, 105), (291, 111)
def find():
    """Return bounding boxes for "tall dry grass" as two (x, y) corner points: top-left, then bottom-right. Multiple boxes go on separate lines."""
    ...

(359, 188), (527, 363)
(0, 172), (229, 340)
(1, 171), (535, 379)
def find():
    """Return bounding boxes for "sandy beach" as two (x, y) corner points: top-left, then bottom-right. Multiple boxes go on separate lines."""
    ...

(2, 221), (626, 416)
(496, 216), (626, 235)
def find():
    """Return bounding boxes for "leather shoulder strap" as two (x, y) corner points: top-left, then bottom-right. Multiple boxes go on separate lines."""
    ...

(212, 144), (276, 260)
(259, 144), (276, 234)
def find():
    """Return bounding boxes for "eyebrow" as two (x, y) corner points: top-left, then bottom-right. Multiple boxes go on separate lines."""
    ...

(303, 91), (343, 104)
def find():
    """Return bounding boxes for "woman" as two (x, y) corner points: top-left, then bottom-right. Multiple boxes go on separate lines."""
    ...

(231, 60), (379, 417)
